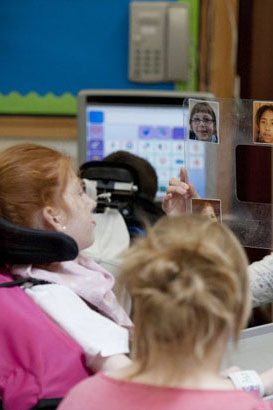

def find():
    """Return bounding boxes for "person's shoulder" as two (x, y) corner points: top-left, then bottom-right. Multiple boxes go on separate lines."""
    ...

(211, 134), (218, 143)
(72, 373), (102, 390)
(58, 373), (104, 410)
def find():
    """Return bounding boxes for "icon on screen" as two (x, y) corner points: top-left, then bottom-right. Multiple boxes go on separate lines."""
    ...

(88, 111), (104, 123)
(126, 142), (133, 150)
(156, 156), (169, 167)
(155, 141), (170, 153)
(172, 141), (184, 153)
(172, 127), (185, 139)
(155, 126), (171, 139)
(88, 124), (103, 138)
(122, 140), (137, 152)
(88, 140), (103, 151)
(139, 126), (154, 139)
(189, 141), (205, 154)
(189, 156), (204, 169)
(139, 140), (154, 153)
(105, 140), (120, 152)
(87, 154), (103, 161)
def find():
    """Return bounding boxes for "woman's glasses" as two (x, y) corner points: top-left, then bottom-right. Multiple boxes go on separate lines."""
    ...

(191, 118), (214, 125)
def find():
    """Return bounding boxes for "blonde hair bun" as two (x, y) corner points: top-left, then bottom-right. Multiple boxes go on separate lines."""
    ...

(120, 215), (250, 361)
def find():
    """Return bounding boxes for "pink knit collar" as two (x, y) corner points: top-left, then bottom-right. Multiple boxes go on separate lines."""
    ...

(12, 253), (132, 328)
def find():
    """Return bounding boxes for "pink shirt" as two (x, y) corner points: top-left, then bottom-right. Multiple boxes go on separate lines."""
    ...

(0, 271), (89, 410)
(58, 372), (273, 410)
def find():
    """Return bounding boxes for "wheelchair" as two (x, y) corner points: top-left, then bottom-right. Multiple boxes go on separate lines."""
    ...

(0, 217), (88, 410)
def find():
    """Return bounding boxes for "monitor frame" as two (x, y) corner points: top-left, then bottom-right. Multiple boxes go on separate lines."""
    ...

(77, 89), (214, 167)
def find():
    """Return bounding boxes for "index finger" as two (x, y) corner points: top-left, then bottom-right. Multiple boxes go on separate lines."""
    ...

(180, 166), (189, 184)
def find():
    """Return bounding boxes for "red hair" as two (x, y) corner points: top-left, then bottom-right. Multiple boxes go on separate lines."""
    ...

(0, 143), (73, 227)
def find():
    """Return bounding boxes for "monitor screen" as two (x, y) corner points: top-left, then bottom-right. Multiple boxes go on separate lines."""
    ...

(78, 91), (210, 198)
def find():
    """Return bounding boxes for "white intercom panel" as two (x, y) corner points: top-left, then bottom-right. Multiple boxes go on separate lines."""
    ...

(129, 1), (189, 83)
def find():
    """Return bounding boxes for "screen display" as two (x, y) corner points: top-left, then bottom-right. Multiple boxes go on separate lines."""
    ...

(84, 103), (206, 198)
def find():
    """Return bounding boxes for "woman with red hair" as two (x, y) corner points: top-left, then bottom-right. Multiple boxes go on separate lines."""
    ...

(0, 143), (131, 409)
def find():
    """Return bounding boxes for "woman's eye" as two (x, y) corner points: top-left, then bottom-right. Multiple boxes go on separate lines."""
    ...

(81, 180), (86, 192)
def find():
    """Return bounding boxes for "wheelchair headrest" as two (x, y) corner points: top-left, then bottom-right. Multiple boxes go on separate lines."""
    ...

(0, 217), (78, 264)
(80, 161), (164, 228)
(80, 161), (140, 195)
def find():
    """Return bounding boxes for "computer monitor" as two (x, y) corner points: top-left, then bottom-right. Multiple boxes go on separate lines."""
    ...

(78, 90), (212, 199)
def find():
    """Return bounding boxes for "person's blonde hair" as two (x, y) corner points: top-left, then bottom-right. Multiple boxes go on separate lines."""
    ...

(0, 143), (73, 227)
(120, 215), (250, 372)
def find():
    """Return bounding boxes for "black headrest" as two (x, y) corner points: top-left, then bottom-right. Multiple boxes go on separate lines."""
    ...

(0, 217), (78, 264)
(80, 161), (140, 191)
(80, 161), (164, 226)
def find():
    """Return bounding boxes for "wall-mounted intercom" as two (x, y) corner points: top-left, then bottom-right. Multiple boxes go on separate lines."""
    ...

(129, 1), (189, 83)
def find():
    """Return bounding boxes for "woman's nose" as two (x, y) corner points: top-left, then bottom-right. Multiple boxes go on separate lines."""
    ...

(90, 198), (97, 211)
(85, 193), (97, 211)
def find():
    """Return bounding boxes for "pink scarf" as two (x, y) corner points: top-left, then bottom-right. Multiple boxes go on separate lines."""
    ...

(12, 253), (133, 328)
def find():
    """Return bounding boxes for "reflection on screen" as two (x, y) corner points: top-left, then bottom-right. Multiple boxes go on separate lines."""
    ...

(236, 144), (272, 204)
(85, 104), (206, 198)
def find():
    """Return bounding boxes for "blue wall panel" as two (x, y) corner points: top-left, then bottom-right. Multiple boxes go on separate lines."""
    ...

(0, 0), (176, 96)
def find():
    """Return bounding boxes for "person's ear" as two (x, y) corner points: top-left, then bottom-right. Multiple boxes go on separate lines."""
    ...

(42, 206), (67, 232)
